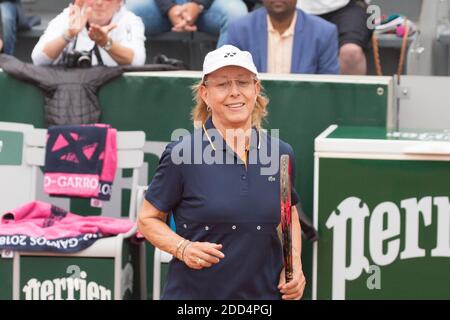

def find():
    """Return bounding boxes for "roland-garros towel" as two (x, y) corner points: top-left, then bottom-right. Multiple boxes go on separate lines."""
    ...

(43, 124), (117, 200)
(0, 201), (137, 253)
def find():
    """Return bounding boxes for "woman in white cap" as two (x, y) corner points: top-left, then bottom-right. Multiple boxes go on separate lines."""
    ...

(138, 44), (306, 300)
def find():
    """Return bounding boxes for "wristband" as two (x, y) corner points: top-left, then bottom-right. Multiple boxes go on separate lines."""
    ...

(62, 32), (74, 43)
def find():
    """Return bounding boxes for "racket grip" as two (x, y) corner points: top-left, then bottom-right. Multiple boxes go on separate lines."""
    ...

(286, 269), (293, 283)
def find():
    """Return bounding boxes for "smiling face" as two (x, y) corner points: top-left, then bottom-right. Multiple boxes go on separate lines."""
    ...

(200, 66), (260, 131)
(86, 0), (121, 26)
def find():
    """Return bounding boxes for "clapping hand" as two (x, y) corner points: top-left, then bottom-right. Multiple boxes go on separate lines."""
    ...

(67, 0), (92, 38)
(88, 23), (117, 46)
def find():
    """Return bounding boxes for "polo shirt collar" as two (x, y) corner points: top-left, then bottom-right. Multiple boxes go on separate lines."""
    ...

(202, 117), (261, 151)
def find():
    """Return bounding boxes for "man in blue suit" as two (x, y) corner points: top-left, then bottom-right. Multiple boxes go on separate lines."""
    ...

(226, 0), (339, 74)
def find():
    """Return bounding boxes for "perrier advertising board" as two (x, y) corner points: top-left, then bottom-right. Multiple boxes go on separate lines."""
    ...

(314, 125), (450, 299)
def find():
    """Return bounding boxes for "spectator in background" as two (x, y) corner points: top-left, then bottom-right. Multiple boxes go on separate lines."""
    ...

(32, 0), (145, 67)
(297, 0), (372, 75)
(0, 0), (19, 55)
(126, 0), (248, 48)
(226, 0), (339, 75)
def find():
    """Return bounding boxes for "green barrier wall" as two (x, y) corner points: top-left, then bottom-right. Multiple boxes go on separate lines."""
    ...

(0, 131), (23, 165)
(0, 71), (391, 299)
(0, 258), (13, 299)
(317, 158), (450, 299)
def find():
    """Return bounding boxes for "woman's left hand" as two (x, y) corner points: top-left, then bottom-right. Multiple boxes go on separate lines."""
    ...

(88, 23), (117, 47)
(278, 267), (306, 300)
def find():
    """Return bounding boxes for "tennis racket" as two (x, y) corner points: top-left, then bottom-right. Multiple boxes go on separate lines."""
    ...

(280, 154), (293, 283)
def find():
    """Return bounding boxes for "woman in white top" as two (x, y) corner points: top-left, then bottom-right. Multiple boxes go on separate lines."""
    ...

(297, 0), (372, 75)
(297, 0), (351, 15)
(32, 0), (146, 67)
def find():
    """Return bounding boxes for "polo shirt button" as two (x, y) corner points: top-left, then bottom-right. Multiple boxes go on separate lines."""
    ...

(205, 226), (209, 231)
(241, 174), (246, 180)
(257, 226), (261, 230)
(183, 224), (187, 229)
(232, 225), (236, 230)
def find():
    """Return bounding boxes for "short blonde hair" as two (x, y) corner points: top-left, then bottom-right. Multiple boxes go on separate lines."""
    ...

(190, 78), (269, 129)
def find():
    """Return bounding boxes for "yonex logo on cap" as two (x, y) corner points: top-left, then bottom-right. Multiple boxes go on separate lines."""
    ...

(202, 45), (258, 79)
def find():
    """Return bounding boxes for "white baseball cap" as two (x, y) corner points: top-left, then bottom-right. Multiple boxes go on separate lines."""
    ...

(202, 45), (258, 80)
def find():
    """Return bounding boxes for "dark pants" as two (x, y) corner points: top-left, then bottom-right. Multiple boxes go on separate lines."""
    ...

(319, 0), (373, 50)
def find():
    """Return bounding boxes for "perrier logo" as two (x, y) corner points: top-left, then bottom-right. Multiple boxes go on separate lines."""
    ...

(22, 269), (112, 300)
(326, 196), (450, 299)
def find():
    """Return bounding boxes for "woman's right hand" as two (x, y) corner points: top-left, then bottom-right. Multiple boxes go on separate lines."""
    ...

(182, 242), (225, 270)
(66, 2), (92, 38)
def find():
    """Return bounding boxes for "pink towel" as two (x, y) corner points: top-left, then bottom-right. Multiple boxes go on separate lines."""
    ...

(0, 201), (136, 253)
(44, 124), (117, 200)
(96, 124), (117, 200)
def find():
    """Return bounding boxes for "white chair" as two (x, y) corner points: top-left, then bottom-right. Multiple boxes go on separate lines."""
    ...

(153, 247), (173, 300)
(8, 128), (147, 300)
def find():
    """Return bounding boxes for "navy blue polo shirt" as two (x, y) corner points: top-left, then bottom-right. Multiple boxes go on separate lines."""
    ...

(145, 117), (299, 300)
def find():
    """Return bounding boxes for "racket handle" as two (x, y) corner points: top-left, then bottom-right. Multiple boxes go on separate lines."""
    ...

(286, 269), (293, 283)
